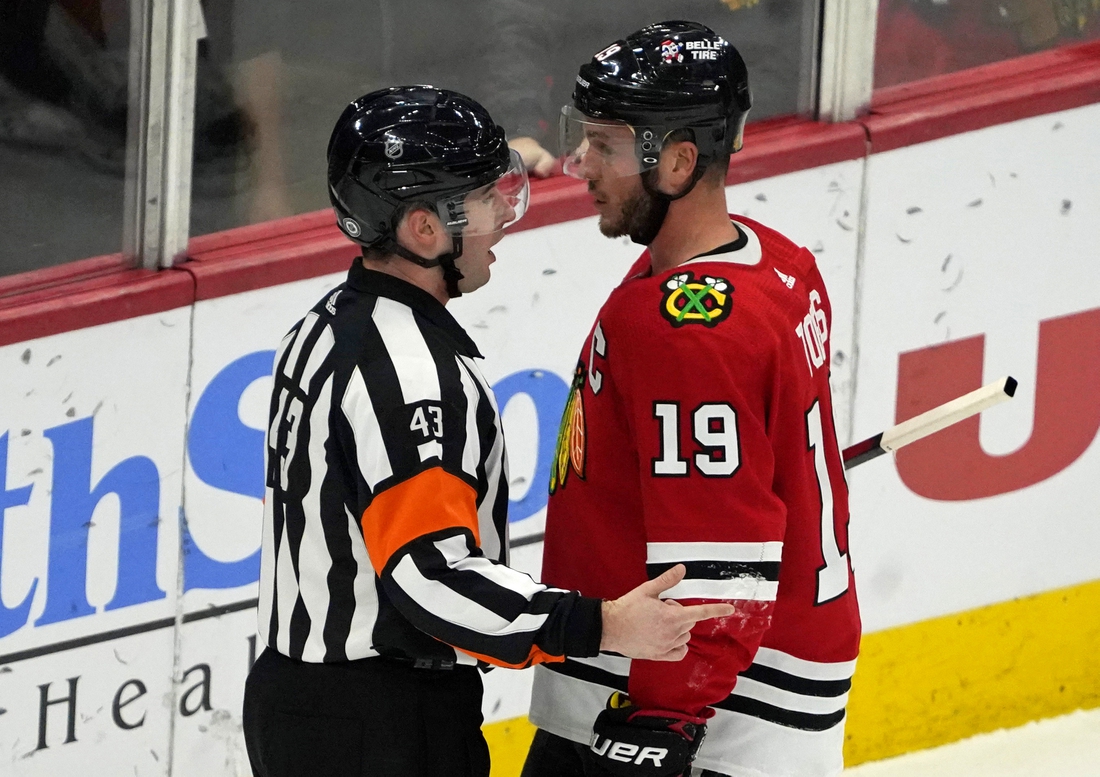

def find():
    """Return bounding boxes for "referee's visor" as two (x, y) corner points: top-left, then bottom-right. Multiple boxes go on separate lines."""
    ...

(436, 148), (529, 237)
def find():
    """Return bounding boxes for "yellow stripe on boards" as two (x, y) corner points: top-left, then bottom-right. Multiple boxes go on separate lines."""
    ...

(482, 577), (1100, 776)
(844, 576), (1100, 766)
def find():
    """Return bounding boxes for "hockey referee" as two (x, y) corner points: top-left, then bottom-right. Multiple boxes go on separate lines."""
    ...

(241, 86), (735, 777)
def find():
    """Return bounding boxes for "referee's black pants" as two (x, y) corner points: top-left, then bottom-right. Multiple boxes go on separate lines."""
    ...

(520, 728), (731, 777)
(243, 647), (490, 777)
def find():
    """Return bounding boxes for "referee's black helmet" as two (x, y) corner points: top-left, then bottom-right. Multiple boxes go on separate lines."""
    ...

(327, 86), (528, 249)
(561, 20), (752, 177)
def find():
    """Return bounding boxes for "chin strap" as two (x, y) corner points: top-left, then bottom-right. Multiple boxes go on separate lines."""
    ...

(387, 236), (466, 299)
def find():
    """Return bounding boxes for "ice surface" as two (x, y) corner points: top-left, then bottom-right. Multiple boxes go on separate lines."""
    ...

(844, 708), (1100, 777)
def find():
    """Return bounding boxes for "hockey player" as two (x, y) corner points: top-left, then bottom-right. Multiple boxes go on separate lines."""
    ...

(521, 22), (862, 777)
(241, 85), (736, 777)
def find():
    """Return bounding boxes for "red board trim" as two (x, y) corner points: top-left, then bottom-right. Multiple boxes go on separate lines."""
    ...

(0, 269), (194, 348)
(1, 40), (1097, 342)
(865, 40), (1100, 152)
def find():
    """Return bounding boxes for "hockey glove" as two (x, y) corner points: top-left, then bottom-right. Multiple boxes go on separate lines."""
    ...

(584, 692), (711, 777)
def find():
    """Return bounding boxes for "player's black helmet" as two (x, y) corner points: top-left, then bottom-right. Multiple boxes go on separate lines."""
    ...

(561, 20), (752, 177)
(327, 85), (528, 252)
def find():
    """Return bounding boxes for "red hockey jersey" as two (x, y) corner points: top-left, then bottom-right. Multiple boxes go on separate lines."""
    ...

(529, 216), (861, 777)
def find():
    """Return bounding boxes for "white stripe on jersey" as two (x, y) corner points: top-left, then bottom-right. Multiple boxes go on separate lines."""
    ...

(372, 297), (440, 405)
(432, 534), (546, 601)
(343, 505), (380, 659)
(274, 513), (298, 655)
(731, 675), (849, 715)
(697, 703), (845, 776)
(283, 312), (321, 378)
(298, 372), (336, 662)
(299, 322), (335, 392)
(530, 663), (615, 747)
(267, 329), (296, 448)
(341, 366), (393, 491)
(456, 357), (482, 480)
(417, 440), (443, 463)
(460, 355), (505, 561)
(753, 646), (857, 681)
(257, 485), (277, 647)
(660, 579), (779, 601)
(390, 554), (549, 636)
(258, 334), (292, 648)
(647, 541), (783, 563)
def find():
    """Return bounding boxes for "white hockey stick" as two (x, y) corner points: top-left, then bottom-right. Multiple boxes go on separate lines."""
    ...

(841, 376), (1017, 469)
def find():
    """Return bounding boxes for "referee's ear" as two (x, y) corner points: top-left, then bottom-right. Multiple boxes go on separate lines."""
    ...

(395, 207), (451, 259)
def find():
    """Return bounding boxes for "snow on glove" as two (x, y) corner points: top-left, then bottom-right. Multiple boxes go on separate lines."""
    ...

(584, 691), (712, 777)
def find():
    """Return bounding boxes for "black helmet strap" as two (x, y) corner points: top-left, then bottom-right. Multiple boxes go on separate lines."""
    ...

(386, 237), (466, 299)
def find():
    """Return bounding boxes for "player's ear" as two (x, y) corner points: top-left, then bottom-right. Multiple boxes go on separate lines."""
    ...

(656, 139), (699, 194)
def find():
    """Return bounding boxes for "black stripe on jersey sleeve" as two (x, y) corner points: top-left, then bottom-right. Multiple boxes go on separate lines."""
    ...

(265, 498), (286, 646)
(646, 560), (781, 583)
(394, 529), (556, 622)
(370, 577), (461, 665)
(714, 695), (846, 732)
(737, 663), (852, 698)
(380, 529), (602, 665)
(462, 359), (502, 499)
(355, 307), (421, 480)
(543, 658), (629, 693)
(415, 314), (471, 477)
(489, 463), (510, 564)
(317, 444), (362, 663)
(354, 304), (479, 494)
(282, 492), (312, 659)
(545, 658), (848, 732)
(267, 323), (301, 436)
(286, 314), (330, 391)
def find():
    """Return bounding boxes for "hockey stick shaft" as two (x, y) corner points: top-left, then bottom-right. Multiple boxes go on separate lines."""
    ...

(509, 377), (1018, 549)
(841, 376), (1017, 469)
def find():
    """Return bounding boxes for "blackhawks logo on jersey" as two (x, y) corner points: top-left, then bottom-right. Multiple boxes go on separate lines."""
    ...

(549, 361), (587, 494)
(660, 271), (733, 328)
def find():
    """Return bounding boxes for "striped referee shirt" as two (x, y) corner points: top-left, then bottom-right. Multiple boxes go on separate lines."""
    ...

(257, 262), (602, 667)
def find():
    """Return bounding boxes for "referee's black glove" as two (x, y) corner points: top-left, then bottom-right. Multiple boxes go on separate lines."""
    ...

(583, 692), (711, 777)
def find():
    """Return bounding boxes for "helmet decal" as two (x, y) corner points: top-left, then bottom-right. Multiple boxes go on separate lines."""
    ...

(383, 135), (404, 160)
(342, 218), (362, 238)
(660, 39), (684, 64)
(594, 43), (622, 62)
(685, 38), (724, 60)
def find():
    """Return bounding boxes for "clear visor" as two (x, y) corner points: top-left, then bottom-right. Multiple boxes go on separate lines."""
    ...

(436, 148), (530, 236)
(559, 105), (658, 179)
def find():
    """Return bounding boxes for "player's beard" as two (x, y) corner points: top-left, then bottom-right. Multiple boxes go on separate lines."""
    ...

(596, 180), (670, 246)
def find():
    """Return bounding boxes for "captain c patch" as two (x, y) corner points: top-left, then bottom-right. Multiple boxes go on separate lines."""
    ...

(660, 272), (733, 328)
